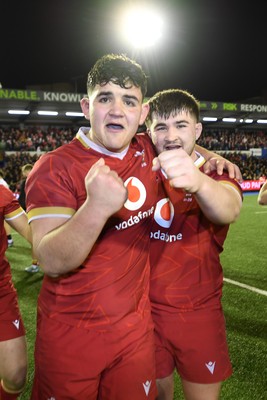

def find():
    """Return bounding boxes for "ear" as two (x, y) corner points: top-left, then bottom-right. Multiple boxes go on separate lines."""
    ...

(195, 122), (203, 141)
(139, 102), (150, 125)
(80, 97), (90, 121)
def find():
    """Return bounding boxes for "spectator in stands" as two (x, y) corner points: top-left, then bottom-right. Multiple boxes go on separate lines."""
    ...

(0, 185), (32, 400)
(3, 153), (39, 192)
(1, 125), (267, 183)
(258, 181), (267, 205)
(146, 89), (243, 400)
(0, 127), (75, 152)
(196, 128), (267, 151)
(18, 164), (33, 210)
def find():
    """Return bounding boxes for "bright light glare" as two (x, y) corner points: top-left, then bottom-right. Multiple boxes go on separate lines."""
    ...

(202, 117), (218, 122)
(37, 111), (58, 116)
(8, 110), (30, 115)
(65, 112), (84, 117)
(122, 7), (163, 48)
(222, 118), (236, 123)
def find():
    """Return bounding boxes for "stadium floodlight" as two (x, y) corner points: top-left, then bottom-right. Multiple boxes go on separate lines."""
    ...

(222, 118), (236, 123)
(202, 117), (218, 122)
(8, 110), (30, 115)
(65, 112), (84, 117)
(120, 6), (163, 48)
(37, 111), (58, 116)
(257, 119), (267, 124)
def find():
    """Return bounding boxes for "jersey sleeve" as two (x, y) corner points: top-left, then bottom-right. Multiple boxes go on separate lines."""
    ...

(208, 170), (243, 200)
(0, 185), (25, 220)
(26, 152), (77, 223)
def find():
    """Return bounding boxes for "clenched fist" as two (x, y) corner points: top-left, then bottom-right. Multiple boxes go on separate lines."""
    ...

(152, 149), (203, 193)
(85, 158), (128, 218)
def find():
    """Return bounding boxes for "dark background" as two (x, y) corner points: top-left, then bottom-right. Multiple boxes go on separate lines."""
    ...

(1, 0), (266, 103)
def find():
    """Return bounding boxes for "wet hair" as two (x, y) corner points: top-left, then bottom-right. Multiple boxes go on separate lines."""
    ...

(146, 89), (200, 126)
(87, 54), (148, 99)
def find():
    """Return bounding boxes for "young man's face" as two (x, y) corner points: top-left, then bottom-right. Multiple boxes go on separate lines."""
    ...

(80, 82), (149, 153)
(148, 110), (202, 157)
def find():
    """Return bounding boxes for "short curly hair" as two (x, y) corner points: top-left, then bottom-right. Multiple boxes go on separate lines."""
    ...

(87, 54), (148, 99)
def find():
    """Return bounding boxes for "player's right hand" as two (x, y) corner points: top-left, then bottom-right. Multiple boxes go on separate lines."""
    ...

(84, 158), (128, 217)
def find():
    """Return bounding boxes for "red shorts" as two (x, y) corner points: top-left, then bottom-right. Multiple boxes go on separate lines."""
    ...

(0, 290), (25, 341)
(31, 310), (157, 400)
(153, 308), (232, 384)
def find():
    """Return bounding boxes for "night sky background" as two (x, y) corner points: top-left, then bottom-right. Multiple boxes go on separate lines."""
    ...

(1, 0), (266, 103)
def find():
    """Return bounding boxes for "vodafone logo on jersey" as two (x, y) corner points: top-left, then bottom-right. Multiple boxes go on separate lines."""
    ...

(154, 198), (174, 228)
(124, 177), (146, 211)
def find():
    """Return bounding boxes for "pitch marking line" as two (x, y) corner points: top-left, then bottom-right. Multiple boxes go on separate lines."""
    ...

(9, 234), (267, 297)
(224, 278), (267, 296)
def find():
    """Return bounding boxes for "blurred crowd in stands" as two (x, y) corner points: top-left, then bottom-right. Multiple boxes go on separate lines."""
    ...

(0, 126), (76, 152)
(218, 152), (267, 181)
(0, 126), (266, 193)
(197, 128), (267, 150)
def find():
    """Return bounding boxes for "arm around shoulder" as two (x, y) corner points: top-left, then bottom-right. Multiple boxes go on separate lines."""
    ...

(195, 144), (243, 182)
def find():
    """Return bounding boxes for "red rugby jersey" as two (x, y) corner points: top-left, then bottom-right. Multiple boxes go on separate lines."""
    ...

(150, 155), (242, 314)
(26, 129), (159, 331)
(0, 185), (25, 290)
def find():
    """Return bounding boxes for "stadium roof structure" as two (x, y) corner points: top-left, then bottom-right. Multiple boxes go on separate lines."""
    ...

(0, 88), (267, 129)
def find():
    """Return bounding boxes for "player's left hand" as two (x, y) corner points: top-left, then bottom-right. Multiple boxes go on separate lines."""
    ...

(203, 157), (243, 182)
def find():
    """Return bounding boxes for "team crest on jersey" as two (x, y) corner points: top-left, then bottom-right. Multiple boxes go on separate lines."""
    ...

(154, 198), (174, 228)
(124, 177), (146, 211)
(134, 149), (147, 167)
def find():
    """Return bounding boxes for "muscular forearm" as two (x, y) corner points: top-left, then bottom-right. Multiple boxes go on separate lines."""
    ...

(194, 173), (242, 224)
(9, 214), (32, 244)
(31, 158), (127, 277)
(32, 201), (111, 277)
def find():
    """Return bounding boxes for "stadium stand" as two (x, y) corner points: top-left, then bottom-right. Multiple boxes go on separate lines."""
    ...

(0, 126), (266, 193)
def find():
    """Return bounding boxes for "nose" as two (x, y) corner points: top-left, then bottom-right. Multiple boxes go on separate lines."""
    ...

(165, 127), (178, 141)
(108, 99), (124, 117)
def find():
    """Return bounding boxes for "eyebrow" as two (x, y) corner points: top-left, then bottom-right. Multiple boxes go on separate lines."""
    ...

(154, 122), (167, 129)
(96, 91), (112, 98)
(96, 91), (140, 103)
(154, 119), (189, 128)
(123, 94), (140, 103)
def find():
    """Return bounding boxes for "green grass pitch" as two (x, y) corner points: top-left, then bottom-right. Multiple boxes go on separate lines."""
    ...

(6, 194), (267, 399)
